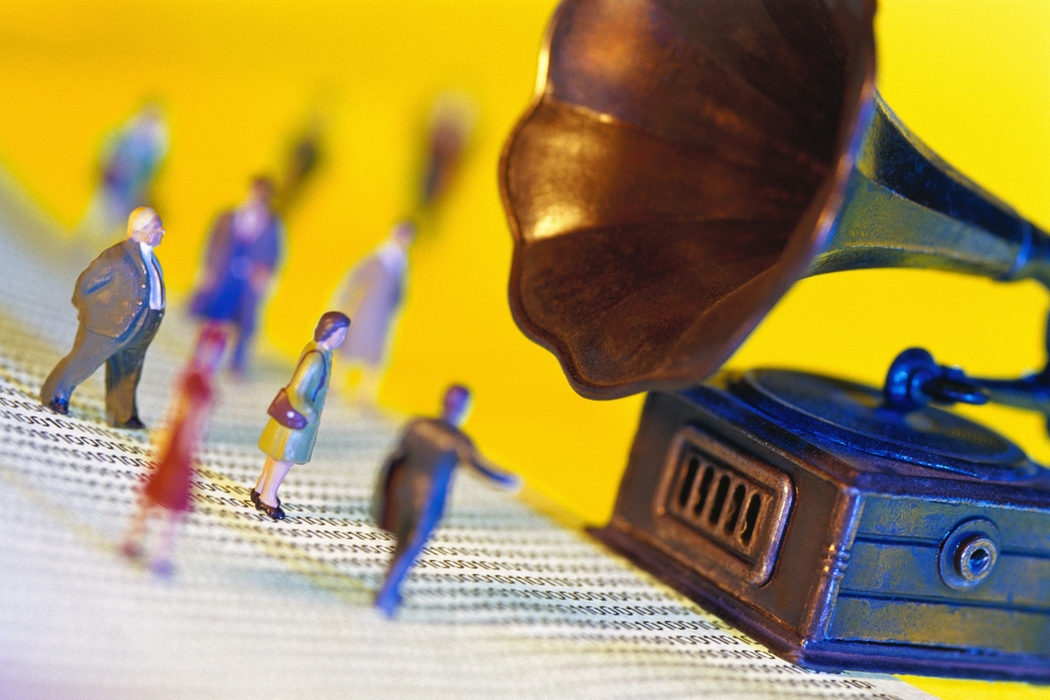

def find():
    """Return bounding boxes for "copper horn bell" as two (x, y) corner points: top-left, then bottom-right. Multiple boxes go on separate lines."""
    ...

(500, 0), (1050, 400)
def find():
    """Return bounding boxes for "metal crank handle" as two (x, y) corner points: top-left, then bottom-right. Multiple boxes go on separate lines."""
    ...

(883, 347), (1050, 434)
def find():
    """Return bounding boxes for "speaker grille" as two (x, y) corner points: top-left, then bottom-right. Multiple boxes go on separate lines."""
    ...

(658, 427), (793, 585)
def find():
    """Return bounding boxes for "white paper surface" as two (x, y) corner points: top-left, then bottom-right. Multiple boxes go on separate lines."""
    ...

(0, 188), (934, 700)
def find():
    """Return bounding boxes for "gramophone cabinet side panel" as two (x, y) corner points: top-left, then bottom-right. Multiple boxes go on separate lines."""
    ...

(828, 598), (1050, 656)
(858, 497), (1050, 551)
(826, 494), (1050, 655)
(611, 390), (849, 638)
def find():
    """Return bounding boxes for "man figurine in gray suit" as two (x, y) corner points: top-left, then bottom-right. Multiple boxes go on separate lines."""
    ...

(41, 207), (167, 428)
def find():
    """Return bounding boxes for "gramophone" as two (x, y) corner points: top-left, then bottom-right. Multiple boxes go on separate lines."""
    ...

(499, 0), (1050, 682)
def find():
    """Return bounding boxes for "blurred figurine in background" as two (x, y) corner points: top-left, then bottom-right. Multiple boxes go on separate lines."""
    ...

(331, 93), (475, 406)
(77, 103), (169, 245)
(372, 385), (520, 616)
(272, 115), (326, 216)
(252, 312), (350, 520)
(415, 92), (477, 217)
(334, 220), (415, 404)
(190, 176), (283, 375)
(121, 324), (227, 576)
(41, 207), (166, 428)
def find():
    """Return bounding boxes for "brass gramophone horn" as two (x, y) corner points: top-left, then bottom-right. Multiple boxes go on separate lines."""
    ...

(500, 0), (1050, 400)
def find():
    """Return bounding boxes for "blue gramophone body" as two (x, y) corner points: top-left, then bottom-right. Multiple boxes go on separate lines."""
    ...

(499, 0), (1050, 680)
(595, 367), (1050, 681)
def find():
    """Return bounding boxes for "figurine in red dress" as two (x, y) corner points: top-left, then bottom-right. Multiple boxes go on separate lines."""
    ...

(121, 324), (227, 575)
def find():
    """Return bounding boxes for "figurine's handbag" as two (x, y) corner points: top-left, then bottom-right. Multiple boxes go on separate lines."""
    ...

(266, 389), (308, 430)
(266, 351), (327, 430)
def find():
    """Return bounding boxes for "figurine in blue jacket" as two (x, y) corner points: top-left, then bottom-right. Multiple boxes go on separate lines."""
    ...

(190, 177), (283, 375)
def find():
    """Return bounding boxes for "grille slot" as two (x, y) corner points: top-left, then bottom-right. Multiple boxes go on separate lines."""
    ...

(694, 466), (713, 515)
(657, 426), (793, 585)
(678, 456), (700, 508)
(741, 493), (761, 544)
(671, 456), (768, 556)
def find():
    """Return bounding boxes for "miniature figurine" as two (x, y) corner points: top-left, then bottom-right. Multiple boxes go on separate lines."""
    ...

(272, 115), (325, 216)
(416, 92), (477, 215)
(77, 103), (169, 245)
(334, 220), (415, 404)
(189, 176), (283, 375)
(372, 385), (520, 616)
(121, 324), (227, 576)
(329, 94), (475, 406)
(252, 311), (350, 520)
(41, 207), (166, 428)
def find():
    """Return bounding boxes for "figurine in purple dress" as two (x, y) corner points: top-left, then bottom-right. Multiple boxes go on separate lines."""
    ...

(190, 177), (283, 375)
(372, 385), (520, 615)
(334, 220), (415, 403)
(329, 94), (476, 405)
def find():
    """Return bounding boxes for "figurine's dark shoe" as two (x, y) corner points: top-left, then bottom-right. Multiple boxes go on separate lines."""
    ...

(256, 500), (285, 521)
(250, 489), (280, 508)
(120, 541), (142, 559)
(374, 588), (404, 618)
(120, 417), (146, 430)
(45, 398), (69, 415)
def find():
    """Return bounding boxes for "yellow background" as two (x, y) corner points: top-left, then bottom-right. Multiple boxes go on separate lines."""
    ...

(1, 2), (1049, 697)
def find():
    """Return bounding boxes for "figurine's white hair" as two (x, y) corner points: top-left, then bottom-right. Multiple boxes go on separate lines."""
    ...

(127, 207), (160, 237)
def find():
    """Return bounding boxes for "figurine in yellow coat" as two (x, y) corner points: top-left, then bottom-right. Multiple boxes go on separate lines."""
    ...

(252, 311), (350, 520)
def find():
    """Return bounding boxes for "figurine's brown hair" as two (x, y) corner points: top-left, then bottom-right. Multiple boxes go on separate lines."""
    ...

(251, 175), (277, 202)
(314, 311), (350, 341)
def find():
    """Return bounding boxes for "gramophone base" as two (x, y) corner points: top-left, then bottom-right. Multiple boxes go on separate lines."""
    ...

(590, 525), (1050, 682)
(595, 374), (1050, 682)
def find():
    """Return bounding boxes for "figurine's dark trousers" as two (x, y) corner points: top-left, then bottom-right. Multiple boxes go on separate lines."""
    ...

(375, 461), (455, 616)
(41, 309), (163, 426)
